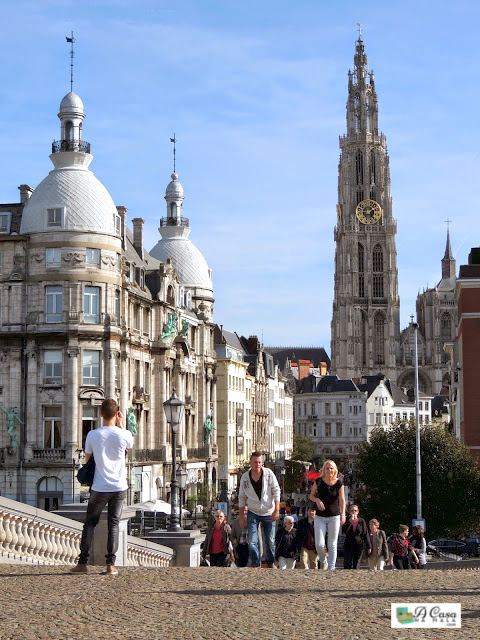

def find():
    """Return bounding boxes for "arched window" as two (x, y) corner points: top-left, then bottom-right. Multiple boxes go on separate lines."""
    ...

(440, 313), (452, 341)
(370, 150), (376, 184)
(355, 150), (364, 185)
(65, 121), (74, 140)
(358, 243), (365, 298)
(372, 244), (384, 298)
(167, 285), (174, 305)
(374, 313), (385, 365)
(37, 476), (63, 511)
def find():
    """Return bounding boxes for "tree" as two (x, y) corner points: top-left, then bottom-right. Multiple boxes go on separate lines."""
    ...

(291, 434), (315, 462)
(355, 420), (480, 537)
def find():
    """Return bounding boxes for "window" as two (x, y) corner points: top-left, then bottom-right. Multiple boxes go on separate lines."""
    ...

(419, 402), (423, 411)
(46, 248), (62, 267)
(84, 286), (100, 323)
(373, 313), (385, 364)
(114, 214), (121, 236)
(43, 406), (62, 448)
(325, 403), (331, 415)
(114, 290), (121, 323)
(45, 286), (62, 322)
(355, 150), (364, 185)
(0, 250), (2, 274)
(44, 350), (63, 384)
(336, 402), (342, 415)
(336, 423), (342, 437)
(86, 248), (100, 267)
(372, 244), (384, 298)
(143, 308), (150, 336)
(353, 405), (358, 415)
(47, 208), (62, 227)
(358, 243), (365, 297)
(325, 423), (331, 437)
(83, 351), (100, 385)
(145, 362), (150, 394)
(0, 213), (11, 234)
(82, 406), (98, 448)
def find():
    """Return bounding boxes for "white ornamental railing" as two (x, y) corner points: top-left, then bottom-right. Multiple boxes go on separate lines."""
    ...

(0, 496), (173, 567)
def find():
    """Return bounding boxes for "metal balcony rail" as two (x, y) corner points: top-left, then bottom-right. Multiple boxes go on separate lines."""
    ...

(159, 216), (190, 228)
(51, 140), (91, 153)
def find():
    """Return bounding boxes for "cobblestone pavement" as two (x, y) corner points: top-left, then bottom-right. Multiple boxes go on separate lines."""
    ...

(0, 564), (478, 640)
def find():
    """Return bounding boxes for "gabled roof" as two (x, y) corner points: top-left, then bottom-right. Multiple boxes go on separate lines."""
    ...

(265, 347), (330, 370)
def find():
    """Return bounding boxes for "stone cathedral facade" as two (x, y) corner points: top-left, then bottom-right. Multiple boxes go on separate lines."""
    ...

(331, 33), (455, 396)
(0, 90), (217, 509)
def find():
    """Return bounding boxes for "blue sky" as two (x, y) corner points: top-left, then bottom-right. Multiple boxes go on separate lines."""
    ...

(1, 0), (479, 351)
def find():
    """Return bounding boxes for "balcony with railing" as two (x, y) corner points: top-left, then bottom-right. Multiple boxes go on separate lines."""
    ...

(159, 216), (189, 228)
(33, 449), (67, 461)
(51, 139), (91, 153)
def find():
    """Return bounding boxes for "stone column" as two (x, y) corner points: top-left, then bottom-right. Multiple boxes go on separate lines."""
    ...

(66, 347), (79, 455)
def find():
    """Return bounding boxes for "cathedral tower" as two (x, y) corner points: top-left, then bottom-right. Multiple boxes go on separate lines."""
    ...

(331, 32), (400, 379)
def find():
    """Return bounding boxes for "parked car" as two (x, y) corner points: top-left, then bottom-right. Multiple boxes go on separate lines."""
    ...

(427, 538), (478, 558)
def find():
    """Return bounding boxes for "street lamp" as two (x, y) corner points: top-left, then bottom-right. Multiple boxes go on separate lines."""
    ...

(176, 465), (188, 527)
(280, 467), (286, 498)
(163, 389), (185, 531)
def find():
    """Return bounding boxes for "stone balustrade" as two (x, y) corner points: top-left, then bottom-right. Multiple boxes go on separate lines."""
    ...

(0, 496), (173, 567)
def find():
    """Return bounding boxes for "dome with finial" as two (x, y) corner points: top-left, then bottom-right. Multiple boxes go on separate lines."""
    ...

(59, 91), (84, 115)
(165, 173), (184, 199)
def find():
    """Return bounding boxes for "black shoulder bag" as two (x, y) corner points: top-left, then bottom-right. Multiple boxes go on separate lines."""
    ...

(77, 456), (96, 487)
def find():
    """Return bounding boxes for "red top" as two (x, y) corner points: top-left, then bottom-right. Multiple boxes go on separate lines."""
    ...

(209, 526), (225, 554)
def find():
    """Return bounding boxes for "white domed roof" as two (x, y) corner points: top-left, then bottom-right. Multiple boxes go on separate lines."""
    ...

(59, 91), (84, 114)
(20, 164), (117, 235)
(150, 236), (212, 291)
(165, 173), (184, 198)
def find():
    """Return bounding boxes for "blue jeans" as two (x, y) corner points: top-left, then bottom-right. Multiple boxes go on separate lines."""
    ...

(79, 490), (127, 565)
(247, 511), (276, 567)
(314, 515), (341, 570)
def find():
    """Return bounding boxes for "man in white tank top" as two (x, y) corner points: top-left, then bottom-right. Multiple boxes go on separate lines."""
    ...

(70, 399), (133, 575)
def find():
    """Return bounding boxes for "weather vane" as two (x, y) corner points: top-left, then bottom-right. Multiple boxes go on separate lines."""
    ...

(66, 31), (75, 92)
(445, 218), (451, 232)
(170, 133), (177, 173)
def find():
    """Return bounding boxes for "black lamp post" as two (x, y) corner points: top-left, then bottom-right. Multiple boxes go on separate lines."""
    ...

(163, 389), (185, 532)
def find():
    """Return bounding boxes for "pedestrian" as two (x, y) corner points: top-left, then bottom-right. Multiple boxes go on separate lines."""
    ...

(366, 518), (389, 571)
(389, 524), (418, 570)
(409, 525), (427, 569)
(238, 451), (281, 568)
(70, 399), (133, 575)
(296, 504), (318, 569)
(202, 510), (234, 567)
(275, 515), (297, 569)
(308, 459), (346, 571)
(342, 504), (371, 569)
(231, 508), (249, 567)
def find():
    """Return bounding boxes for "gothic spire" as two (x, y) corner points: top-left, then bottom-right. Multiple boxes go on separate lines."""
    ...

(346, 30), (378, 137)
(441, 227), (456, 279)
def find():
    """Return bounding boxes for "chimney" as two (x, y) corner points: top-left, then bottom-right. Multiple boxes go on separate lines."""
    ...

(116, 206), (127, 250)
(132, 218), (145, 260)
(18, 184), (34, 204)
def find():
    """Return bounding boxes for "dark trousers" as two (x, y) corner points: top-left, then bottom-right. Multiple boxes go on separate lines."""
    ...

(209, 552), (226, 567)
(79, 489), (127, 565)
(393, 555), (410, 570)
(236, 543), (249, 567)
(343, 544), (364, 569)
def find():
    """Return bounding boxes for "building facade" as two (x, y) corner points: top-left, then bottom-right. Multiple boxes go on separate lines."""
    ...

(0, 89), (217, 508)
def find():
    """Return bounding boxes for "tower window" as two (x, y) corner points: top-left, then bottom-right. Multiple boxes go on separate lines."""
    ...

(47, 208), (63, 228)
(374, 313), (385, 364)
(372, 244), (384, 297)
(355, 150), (364, 185)
(358, 243), (365, 297)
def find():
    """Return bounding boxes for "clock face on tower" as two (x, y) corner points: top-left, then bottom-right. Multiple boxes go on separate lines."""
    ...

(355, 199), (382, 225)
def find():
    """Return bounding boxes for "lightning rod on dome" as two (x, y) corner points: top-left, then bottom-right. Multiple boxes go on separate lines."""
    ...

(170, 134), (177, 173)
(65, 31), (75, 92)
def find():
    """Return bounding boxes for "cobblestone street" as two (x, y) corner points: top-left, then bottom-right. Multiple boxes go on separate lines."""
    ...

(0, 565), (478, 640)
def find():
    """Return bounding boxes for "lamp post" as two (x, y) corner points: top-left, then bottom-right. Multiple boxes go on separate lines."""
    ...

(163, 389), (185, 532)
(176, 465), (188, 528)
(280, 467), (286, 498)
(412, 320), (422, 520)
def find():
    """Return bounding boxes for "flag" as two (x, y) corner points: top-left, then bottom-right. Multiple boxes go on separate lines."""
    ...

(170, 137), (176, 143)
(66, 37), (74, 43)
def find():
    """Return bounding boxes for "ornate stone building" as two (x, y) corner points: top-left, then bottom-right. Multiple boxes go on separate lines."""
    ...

(331, 32), (455, 397)
(0, 89), (217, 508)
(331, 32), (400, 381)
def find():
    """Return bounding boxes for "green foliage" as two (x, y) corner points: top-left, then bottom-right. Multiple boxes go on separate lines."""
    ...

(291, 434), (315, 462)
(283, 459), (305, 493)
(355, 421), (480, 537)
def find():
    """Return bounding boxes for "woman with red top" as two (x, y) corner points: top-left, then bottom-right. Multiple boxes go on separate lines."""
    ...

(202, 510), (234, 567)
(389, 524), (418, 570)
